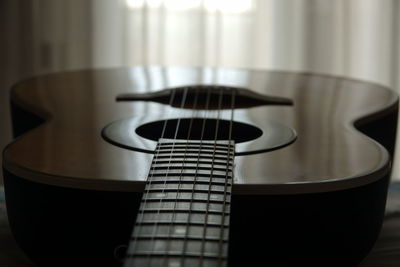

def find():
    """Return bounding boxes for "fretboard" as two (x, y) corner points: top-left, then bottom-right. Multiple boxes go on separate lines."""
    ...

(124, 138), (234, 267)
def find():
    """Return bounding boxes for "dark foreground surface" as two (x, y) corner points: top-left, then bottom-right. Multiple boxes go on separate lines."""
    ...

(0, 183), (399, 267)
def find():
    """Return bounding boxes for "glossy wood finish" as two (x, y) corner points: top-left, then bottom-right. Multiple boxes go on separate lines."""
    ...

(3, 67), (399, 194)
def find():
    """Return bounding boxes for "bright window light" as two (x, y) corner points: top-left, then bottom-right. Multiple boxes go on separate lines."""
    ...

(164, 0), (201, 10)
(204, 0), (253, 13)
(147, 0), (163, 8)
(126, 0), (253, 13)
(126, 0), (145, 9)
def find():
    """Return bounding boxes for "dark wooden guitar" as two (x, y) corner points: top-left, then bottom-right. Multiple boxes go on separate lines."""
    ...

(2, 67), (398, 267)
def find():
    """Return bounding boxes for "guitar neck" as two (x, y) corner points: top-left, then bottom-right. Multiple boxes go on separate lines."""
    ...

(124, 138), (235, 267)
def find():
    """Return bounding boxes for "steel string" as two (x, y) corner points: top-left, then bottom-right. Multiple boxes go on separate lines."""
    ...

(216, 88), (235, 267)
(144, 87), (189, 267)
(161, 86), (200, 267)
(125, 88), (178, 267)
(198, 86), (227, 267)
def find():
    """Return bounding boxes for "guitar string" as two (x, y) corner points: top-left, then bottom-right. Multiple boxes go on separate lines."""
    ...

(126, 88), (178, 267)
(144, 86), (189, 267)
(178, 86), (214, 267)
(160, 86), (200, 267)
(216, 87), (233, 267)
(217, 88), (235, 267)
(199, 86), (225, 267)
(127, 86), (232, 267)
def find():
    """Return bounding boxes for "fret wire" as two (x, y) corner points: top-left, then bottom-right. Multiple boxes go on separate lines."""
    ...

(133, 236), (228, 243)
(200, 87), (226, 267)
(146, 180), (232, 187)
(145, 182), (231, 194)
(157, 144), (233, 150)
(175, 86), (205, 267)
(158, 142), (233, 149)
(156, 149), (233, 156)
(135, 87), (190, 267)
(163, 86), (200, 267)
(157, 145), (232, 152)
(144, 198), (226, 204)
(139, 204), (230, 212)
(126, 252), (228, 260)
(149, 172), (232, 179)
(179, 86), (214, 267)
(219, 88), (236, 267)
(152, 159), (233, 167)
(149, 167), (233, 173)
(133, 221), (229, 229)
(150, 165), (232, 172)
(152, 165), (231, 172)
(154, 154), (233, 161)
(151, 178), (231, 185)
(127, 87), (234, 267)
(126, 89), (179, 267)
(135, 221), (229, 228)
(144, 187), (232, 193)
(146, 87), (190, 267)
(138, 209), (229, 217)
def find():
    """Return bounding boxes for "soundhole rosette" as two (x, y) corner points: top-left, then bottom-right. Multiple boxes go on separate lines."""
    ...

(102, 115), (296, 155)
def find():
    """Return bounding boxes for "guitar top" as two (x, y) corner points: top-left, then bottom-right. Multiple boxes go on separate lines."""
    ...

(3, 66), (398, 194)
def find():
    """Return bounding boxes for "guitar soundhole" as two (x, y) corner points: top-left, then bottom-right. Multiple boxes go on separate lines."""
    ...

(136, 118), (262, 143)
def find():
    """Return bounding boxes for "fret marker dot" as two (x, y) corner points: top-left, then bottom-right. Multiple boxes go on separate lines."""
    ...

(174, 227), (186, 234)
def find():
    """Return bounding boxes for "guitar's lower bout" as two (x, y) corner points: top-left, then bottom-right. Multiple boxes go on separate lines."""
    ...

(4, 168), (389, 267)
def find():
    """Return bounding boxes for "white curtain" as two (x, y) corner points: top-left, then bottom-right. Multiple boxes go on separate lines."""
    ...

(1, 0), (400, 179)
(92, 0), (398, 89)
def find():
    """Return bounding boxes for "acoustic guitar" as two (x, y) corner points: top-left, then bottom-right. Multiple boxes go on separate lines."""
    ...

(2, 67), (398, 266)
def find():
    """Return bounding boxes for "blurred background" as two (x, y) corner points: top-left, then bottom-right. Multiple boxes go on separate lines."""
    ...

(1, 0), (400, 181)
(1, 1), (400, 266)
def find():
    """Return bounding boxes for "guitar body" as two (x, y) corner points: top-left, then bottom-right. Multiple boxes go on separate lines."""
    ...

(2, 67), (398, 266)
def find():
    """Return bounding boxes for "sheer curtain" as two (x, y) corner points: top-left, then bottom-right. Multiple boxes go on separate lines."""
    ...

(91, 0), (397, 86)
(1, 0), (400, 179)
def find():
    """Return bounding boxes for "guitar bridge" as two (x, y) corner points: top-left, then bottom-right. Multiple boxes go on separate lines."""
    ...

(116, 85), (293, 109)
